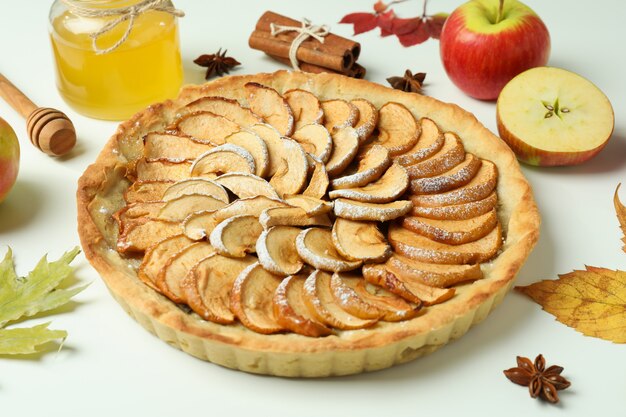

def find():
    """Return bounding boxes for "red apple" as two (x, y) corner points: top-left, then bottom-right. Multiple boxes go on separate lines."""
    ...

(0, 116), (20, 203)
(440, 0), (550, 100)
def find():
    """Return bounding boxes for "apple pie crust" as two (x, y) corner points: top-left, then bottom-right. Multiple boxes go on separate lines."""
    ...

(77, 71), (540, 377)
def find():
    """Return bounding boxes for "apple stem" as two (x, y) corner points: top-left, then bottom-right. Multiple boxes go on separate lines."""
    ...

(496, 0), (504, 24)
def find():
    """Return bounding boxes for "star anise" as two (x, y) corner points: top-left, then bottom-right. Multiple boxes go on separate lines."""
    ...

(194, 48), (241, 80)
(386, 70), (426, 93)
(503, 354), (571, 404)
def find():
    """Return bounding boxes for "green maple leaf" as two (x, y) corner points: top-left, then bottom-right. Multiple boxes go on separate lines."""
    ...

(0, 247), (87, 355)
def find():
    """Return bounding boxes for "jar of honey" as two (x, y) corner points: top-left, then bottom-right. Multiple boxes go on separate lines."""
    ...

(49, 0), (184, 120)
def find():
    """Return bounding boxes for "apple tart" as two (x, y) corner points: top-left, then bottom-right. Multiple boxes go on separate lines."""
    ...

(77, 70), (539, 377)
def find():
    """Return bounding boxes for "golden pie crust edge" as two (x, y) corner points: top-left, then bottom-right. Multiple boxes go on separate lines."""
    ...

(76, 70), (540, 377)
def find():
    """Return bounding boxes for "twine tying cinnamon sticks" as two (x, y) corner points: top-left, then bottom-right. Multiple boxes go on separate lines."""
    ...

(249, 11), (365, 78)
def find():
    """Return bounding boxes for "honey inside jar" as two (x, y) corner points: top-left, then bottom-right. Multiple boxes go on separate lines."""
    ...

(49, 0), (183, 120)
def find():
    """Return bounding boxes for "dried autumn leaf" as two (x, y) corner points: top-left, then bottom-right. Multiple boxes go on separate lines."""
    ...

(614, 183), (626, 253)
(339, 12), (379, 35)
(0, 247), (87, 355)
(516, 266), (626, 343)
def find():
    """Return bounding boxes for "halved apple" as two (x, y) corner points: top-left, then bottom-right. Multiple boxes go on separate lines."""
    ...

(325, 127), (361, 177)
(371, 102), (420, 156)
(135, 158), (192, 182)
(143, 132), (214, 161)
(410, 191), (498, 220)
(284, 194), (333, 216)
(321, 99), (359, 131)
(172, 111), (240, 144)
(162, 178), (229, 203)
(329, 163), (409, 203)
(138, 234), (194, 292)
(291, 123), (333, 163)
(125, 180), (173, 204)
(350, 98), (378, 142)
(181, 254), (256, 323)
(333, 198), (413, 222)
(386, 255), (483, 288)
(296, 228), (362, 272)
(248, 123), (284, 177)
(331, 144), (391, 190)
(331, 218), (391, 262)
(157, 194), (226, 222)
(245, 82), (294, 136)
(190, 144), (256, 178)
(496, 66), (614, 166)
(303, 270), (377, 330)
(405, 132), (465, 179)
(256, 226), (303, 276)
(409, 153), (481, 194)
(230, 262), (284, 334)
(259, 206), (332, 229)
(302, 155), (330, 199)
(402, 208), (498, 245)
(215, 172), (280, 199)
(224, 130), (270, 177)
(209, 214), (263, 257)
(393, 117), (444, 166)
(284, 89), (324, 129)
(269, 138), (309, 197)
(273, 275), (333, 337)
(183, 96), (262, 127)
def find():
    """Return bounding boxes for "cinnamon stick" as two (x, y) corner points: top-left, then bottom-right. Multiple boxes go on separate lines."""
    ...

(268, 54), (366, 79)
(249, 11), (361, 73)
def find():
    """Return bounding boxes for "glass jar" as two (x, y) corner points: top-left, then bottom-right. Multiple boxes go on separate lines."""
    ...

(49, 0), (184, 120)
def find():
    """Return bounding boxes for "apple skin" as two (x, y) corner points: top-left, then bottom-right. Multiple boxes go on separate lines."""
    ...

(0, 117), (20, 203)
(440, 0), (550, 100)
(496, 111), (612, 166)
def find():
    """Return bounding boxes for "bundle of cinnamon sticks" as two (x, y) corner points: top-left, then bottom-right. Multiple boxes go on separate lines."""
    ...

(249, 11), (366, 79)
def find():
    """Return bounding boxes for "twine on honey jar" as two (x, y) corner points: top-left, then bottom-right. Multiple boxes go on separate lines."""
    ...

(269, 18), (330, 71)
(60, 0), (184, 55)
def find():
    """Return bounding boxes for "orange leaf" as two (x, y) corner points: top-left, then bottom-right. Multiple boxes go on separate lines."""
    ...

(516, 266), (626, 343)
(614, 183), (626, 253)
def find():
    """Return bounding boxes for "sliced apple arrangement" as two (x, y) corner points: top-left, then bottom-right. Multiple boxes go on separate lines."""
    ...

(114, 83), (504, 337)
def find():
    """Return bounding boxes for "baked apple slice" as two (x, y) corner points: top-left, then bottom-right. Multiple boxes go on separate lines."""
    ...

(162, 178), (229, 203)
(284, 195), (333, 216)
(224, 130), (270, 177)
(331, 218), (391, 262)
(182, 254), (256, 323)
(284, 89), (324, 129)
(190, 144), (256, 178)
(393, 117), (444, 166)
(273, 275), (333, 337)
(296, 228), (362, 272)
(156, 241), (216, 303)
(244, 82), (294, 136)
(248, 123), (284, 177)
(328, 163), (409, 203)
(259, 206), (332, 229)
(402, 209), (498, 245)
(303, 270), (377, 330)
(410, 191), (498, 220)
(405, 132), (466, 179)
(256, 226), (304, 276)
(386, 255), (483, 288)
(302, 155), (330, 199)
(362, 264), (455, 306)
(143, 132), (214, 161)
(333, 198), (413, 222)
(135, 158), (192, 182)
(371, 102), (420, 156)
(172, 111), (240, 144)
(125, 180), (173, 204)
(215, 172), (280, 200)
(183, 96), (262, 127)
(157, 194), (226, 222)
(209, 214), (263, 258)
(388, 223), (502, 264)
(325, 127), (360, 177)
(269, 138), (309, 197)
(410, 160), (498, 207)
(291, 123), (333, 163)
(321, 99), (359, 131)
(331, 273), (421, 322)
(138, 234), (194, 292)
(230, 263), (285, 334)
(410, 153), (481, 195)
(331, 144), (391, 190)
(350, 98), (378, 142)
(117, 218), (182, 253)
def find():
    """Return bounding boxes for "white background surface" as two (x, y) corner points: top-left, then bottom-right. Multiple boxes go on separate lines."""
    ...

(1, 1), (624, 416)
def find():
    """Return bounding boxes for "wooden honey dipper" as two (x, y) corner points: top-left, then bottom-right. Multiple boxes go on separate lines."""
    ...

(0, 72), (76, 156)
